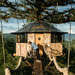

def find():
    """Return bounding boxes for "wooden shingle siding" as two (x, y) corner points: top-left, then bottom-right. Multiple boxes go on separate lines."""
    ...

(12, 22), (66, 57)
(0, 33), (2, 50)
(16, 43), (31, 57)
(15, 33), (63, 57)
(16, 43), (21, 56)
(35, 33), (44, 56)
(50, 43), (62, 56)
(28, 33), (35, 43)
(44, 33), (51, 46)
(20, 43), (27, 57)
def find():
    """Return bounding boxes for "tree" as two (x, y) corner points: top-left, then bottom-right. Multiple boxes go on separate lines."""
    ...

(0, 0), (75, 75)
(0, 0), (75, 23)
(4, 38), (15, 54)
(0, 32), (2, 50)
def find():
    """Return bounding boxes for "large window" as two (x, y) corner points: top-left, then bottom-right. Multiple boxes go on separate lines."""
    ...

(20, 34), (25, 43)
(16, 34), (28, 43)
(51, 33), (62, 43)
(25, 33), (28, 43)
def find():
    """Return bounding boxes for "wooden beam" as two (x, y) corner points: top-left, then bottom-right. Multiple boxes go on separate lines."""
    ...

(13, 53), (16, 56)
(32, 26), (45, 29)
(25, 60), (32, 67)
(45, 61), (52, 70)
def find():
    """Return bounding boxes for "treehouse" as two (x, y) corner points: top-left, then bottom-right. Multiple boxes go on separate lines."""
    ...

(12, 22), (67, 57)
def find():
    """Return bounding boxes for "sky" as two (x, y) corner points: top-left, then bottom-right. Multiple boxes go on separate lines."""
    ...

(0, 19), (26, 33)
(0, 18), (75, 34)
(0, 1), (75, 34)
(57, 22), (75, 34)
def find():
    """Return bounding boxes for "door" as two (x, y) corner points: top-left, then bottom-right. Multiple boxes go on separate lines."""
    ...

(35, 33), (44, 56)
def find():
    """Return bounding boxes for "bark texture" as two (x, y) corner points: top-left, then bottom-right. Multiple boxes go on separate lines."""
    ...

(32, 60), (43, 75)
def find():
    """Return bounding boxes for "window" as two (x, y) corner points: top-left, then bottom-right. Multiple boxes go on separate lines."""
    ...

(51, 33), (62, 43)
(16, 33), (28, 43)
(20, 34), (25, 43)
(38, 37), (41, 40)
(25, 33), (28, 43)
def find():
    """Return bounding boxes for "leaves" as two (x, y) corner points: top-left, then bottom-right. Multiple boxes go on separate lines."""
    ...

(0, 0), (75, 23)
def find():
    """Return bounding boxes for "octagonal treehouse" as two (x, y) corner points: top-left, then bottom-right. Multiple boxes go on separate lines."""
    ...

(12, 22), (67, 57)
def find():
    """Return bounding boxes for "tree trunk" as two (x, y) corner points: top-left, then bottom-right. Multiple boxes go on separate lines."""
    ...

(52, 57), (68, 75)
(5, 68), (11, 75)
(32, 60), (43, 75)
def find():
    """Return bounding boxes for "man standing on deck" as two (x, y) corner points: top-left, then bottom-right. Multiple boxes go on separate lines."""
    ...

(28, 41), (40, 59)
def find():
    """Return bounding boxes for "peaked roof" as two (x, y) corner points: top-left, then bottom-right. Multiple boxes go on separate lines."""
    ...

(12, 22), (67, 34)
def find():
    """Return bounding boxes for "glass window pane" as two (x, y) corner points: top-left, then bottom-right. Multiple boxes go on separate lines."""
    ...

(51, 33), (62, 43)
(25, 33), (28, 43)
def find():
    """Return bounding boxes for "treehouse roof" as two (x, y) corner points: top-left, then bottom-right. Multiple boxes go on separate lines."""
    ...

(12, 22), (67, 34)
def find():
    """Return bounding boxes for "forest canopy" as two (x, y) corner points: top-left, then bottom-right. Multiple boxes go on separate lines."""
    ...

(0, 0), (75, 23)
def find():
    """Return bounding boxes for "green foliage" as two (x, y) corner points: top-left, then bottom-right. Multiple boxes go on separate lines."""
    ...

(0, 32), (2, 50)
(4, 38), (16, 54)
(0, 34), (19, 75)
(57, 40), (75, 74)
(0, 65), (5, 75)
(0, 33), (75, 75)
(0, 0), (75, 23)
(5, 53), (20, 69)
(0, 50), (4, 66)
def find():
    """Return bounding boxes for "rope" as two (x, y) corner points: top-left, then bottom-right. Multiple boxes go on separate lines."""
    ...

(1, 18), (6, 68)
(68, 0), (73, 68)
(13, 57), (22, 70)
(68, 16), (71, 68)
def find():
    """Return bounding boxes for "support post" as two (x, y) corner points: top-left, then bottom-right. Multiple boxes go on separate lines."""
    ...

(32, 60), (43, 75)
(1, 18), (6, 67)
(5, 68), (11, 75)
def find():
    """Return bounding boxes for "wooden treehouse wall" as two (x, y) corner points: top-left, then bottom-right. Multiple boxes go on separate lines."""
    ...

(16, 43), (31, 57)
(43, 33), (62, 56)
(15, 33), (62, 57)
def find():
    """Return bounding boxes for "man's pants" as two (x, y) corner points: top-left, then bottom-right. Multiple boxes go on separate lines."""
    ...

(34, 48), (40, 59)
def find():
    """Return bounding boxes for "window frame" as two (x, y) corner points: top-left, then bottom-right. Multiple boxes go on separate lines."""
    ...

(16, 33), (28, 43)
(25, 33), (28, 43)
(51, 33), (62, 43)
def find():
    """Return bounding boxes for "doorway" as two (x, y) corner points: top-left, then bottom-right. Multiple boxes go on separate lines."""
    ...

(35, 33), (44, 56)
